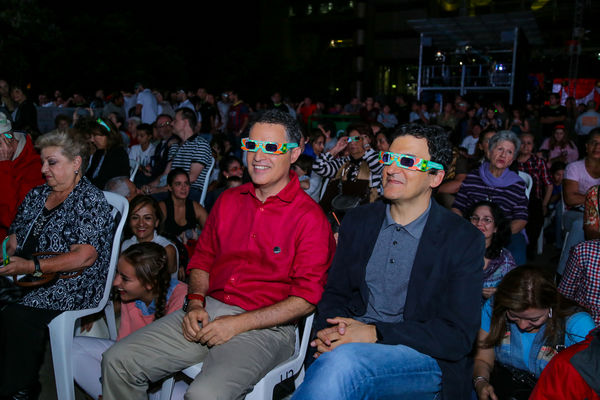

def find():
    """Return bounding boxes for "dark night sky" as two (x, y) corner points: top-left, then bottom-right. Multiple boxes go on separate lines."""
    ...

(5, 1), (267, 98)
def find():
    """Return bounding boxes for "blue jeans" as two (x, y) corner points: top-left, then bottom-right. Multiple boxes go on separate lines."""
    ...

(292, 343), (441, 400)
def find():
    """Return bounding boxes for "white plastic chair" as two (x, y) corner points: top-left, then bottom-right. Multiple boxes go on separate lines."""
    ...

(129, 158), (140, 181)
(518, 171), (533, 200)
(48, 191), (128, 400)
(159, 313), (315, 400)
(319, 178), (330, 201)
(199, 158), (215, 207)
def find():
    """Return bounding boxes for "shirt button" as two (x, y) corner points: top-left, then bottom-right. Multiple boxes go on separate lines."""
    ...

(251, 233), (256, 238)
(225, 295), (230, 301)
(390, 259), (395, 264)
(259, 207), (264, 212)
(396, 227), (401, 232)
(393, 241), (398, 246)
(230, 277), (235, 283)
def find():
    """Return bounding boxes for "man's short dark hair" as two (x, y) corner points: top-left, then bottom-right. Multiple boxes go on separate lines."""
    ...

(251, 110), (302, 144)
(387, 123), (453, 171)
(176, 107), (197, 131)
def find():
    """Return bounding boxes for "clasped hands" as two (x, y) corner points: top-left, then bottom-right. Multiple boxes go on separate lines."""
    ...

(311, 317), (377, 358)
(182, 304), (244, 347)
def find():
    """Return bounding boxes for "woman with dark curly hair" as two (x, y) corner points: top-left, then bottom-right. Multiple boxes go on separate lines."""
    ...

(466, 201), (516, 301)
(472, 265), (595, 400)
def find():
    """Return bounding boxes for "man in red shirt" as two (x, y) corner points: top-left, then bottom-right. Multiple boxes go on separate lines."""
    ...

(0, 112), (44, 240)
(102, 110), (336, 400)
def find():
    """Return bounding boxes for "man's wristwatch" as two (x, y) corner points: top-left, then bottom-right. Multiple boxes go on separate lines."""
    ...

(182, 293), (205, 312)
(32, 255), (43, 278)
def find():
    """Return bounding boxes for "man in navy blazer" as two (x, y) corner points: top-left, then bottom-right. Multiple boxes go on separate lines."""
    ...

(292, 124), (485, 400)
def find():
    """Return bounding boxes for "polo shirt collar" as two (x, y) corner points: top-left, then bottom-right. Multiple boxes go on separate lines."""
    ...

(383, 199), (432, 239)
(241, 170), (300, 203)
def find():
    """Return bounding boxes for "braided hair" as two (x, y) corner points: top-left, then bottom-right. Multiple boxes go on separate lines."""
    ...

(120, 242), (171, 320)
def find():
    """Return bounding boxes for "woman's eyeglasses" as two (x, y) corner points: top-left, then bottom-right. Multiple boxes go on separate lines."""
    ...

(347, 136), (362, 143)
(469, 216), (494, 225)
(378, 151), (443, 172)
(241, 138), (298, 155)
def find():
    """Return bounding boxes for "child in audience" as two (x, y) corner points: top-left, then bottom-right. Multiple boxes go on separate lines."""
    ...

(72, 243), (187, 400)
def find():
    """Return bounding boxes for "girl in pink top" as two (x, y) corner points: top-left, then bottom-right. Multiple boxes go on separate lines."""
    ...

(540, 124), (579, 166)
(72, 242), (187, 399)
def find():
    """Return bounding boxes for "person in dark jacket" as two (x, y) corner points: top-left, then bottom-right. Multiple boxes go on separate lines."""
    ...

(292, 124), (485, 400)
(82, 117), (130, 190)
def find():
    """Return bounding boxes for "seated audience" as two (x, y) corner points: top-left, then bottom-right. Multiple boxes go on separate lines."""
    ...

(73, 243), (188, 400)
(104, 176), (140, 202)
(128, 123), (156, 186)
(158, 169), (207, 249)
(465, 201), (516, 302)
(584, 184), (600, 240)
(292, 124), (485, 400)
(314, 122), (382, 214)
(100, 110), (335, 400)
(203, 155), (245, 212)
(530, 327), (600, 400)
(0, 130), (114, 399)
(452, 130), (528, 264)
(121, 195), (180, 280)
(472, 265), (595, 400)
(0, 112), (44, 240)
(558, 128), (600, 275)
(540, 124), (579, 167)
(517, 132), (553, 259)
(559, 240), (600, 325)
(83, 117), (130, 190)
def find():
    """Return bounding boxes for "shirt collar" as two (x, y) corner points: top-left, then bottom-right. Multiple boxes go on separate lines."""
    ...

(383, 199), (432, 239)
(241, 170), (300, 203)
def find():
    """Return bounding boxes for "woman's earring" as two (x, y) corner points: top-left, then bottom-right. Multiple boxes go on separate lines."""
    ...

(548, 307), (553, 318)
(75, 169), (79, 175)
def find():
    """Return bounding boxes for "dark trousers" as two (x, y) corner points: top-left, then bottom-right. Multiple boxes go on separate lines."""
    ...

(0, 303), (61, 395)
(526, 196), (545, 259)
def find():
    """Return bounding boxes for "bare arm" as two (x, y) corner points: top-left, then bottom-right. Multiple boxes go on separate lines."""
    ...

(193, 202), (208, 229)
(0, 243), (97, 276)
(473, 328), (498, 400)
(188, 162), (205, 186)
(165, 244), (177, 275)
(511, 219), (527, 234)
(563, 179), (585, 207)
(182, 268), (211, 342)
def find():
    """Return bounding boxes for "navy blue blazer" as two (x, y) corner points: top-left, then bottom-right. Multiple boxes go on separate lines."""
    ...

(311, 199), (485, 399)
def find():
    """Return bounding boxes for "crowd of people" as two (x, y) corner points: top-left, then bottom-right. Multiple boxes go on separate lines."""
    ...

(1, 77), (600, 400)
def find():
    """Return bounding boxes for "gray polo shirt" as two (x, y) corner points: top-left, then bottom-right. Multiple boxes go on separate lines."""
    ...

(358, 200), (431, 324)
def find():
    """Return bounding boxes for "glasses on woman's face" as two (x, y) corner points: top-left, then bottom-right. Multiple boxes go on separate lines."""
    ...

(378, 151), (443, 172)
(240, 138), (298, 155)
(347, 136), (362, 143)
(469, 215), (494, 225)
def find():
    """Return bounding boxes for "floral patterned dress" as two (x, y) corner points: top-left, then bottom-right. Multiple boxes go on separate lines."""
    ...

(9, 177), (114, 311)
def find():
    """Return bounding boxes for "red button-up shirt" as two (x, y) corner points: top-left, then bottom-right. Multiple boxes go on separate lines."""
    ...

(188, 172), (336, 311)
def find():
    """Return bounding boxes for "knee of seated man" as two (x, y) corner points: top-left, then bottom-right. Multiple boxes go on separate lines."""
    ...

(313, 343), (365, 369)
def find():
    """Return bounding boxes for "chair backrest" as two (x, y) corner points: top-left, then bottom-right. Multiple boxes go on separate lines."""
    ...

(199, 158), (215, 207)
(319, 178), (330, 201)
(100, 191), (129, 307)
(129, 158), (139, 181)
(518, 171), (533, 199)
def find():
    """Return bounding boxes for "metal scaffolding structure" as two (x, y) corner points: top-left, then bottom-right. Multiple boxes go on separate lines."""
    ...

(408, 11), (543, 104)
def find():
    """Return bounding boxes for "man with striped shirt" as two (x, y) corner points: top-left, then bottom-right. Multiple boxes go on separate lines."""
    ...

(145, 107), (213, 202)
